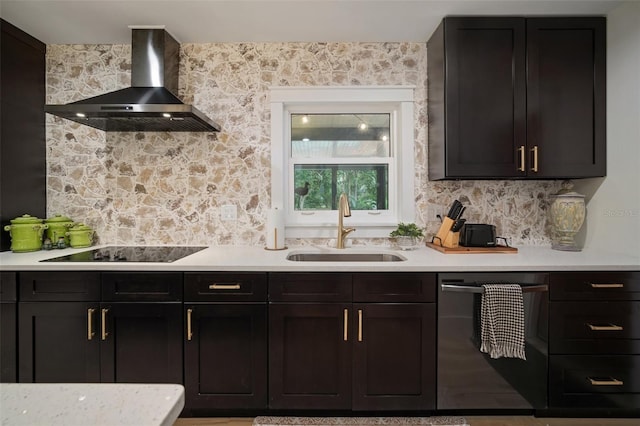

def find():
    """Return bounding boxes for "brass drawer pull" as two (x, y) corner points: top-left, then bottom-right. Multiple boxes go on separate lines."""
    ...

(590, 283), (624, 289)
(358, 309), (363, 342)
(187, 308), (193, 341)
(517, 145), (525, 172)
(209, 283), (241, 290)
(87, 308), (96, 340)
(530, 146), (539, 172)
(101, 308), (109, 340)
(343, 309), (348, 341)
(587, 323), (623, 331)
(589, 377), (624, 386)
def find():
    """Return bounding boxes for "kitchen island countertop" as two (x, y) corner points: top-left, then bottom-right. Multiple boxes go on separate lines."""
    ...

(0, 383), (184, 426)
(0, 244), (638, 272)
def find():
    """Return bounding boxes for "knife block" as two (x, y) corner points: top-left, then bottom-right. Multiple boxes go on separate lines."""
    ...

(433, 217), (460, 248)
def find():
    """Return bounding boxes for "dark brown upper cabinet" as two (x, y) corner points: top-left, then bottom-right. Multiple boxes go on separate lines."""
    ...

(427, 17), (606, 180)
(1, 20), (46, 251)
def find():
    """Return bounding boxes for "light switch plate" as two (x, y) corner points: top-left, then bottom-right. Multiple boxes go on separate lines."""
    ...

(221, 205), (237, 221)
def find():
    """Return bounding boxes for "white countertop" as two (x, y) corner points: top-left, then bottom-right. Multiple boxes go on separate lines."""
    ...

(0, 244), (638, 272)
(0, 383), (184, 426)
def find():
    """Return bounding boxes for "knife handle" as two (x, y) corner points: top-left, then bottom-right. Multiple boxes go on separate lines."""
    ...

(452, 219), (466, 232)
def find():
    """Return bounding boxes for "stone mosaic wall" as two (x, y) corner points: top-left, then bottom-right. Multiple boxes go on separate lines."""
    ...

(46, 42), (561, 247)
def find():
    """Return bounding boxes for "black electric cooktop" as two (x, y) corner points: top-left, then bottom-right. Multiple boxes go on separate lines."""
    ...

(40, 246), (207, 263)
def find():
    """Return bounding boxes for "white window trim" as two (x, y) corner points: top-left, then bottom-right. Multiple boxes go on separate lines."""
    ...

(270, 86), (415, 239)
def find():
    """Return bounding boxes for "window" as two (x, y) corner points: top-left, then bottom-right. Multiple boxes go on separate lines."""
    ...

(270, 86), (415, 238)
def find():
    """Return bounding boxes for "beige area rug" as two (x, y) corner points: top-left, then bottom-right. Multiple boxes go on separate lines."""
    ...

(253, 417), (469, 426)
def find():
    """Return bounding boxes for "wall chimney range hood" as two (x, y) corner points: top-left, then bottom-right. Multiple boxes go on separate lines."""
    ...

(45, 27), (221, 132)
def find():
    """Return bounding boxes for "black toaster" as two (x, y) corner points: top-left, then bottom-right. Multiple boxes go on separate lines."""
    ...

(459, 224), (496, 247)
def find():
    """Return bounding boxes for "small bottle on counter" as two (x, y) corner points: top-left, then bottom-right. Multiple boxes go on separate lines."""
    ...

(56, 236), (66, 249)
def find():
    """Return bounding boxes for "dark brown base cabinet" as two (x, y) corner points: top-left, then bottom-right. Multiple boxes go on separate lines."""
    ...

(18, 272), (183, 384)
(268, 273), (436, 411)
(13, 268), (640, 416)
(427, 16), (606, 180)
(269, 302), (351, 410)
(183, 273), (268, 414)
(548, 272), (640, 413)
(1, 272), (18, 382)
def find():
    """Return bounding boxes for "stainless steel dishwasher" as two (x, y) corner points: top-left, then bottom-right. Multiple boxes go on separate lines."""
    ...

(437, 272), (549, 411)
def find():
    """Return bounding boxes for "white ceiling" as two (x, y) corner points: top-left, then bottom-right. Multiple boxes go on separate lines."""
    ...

(0, 0), (624, 44)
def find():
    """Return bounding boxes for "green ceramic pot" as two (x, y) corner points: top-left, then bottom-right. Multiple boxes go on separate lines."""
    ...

(3, 214), (49, 252)
(45, 214), (75, 246)
(66, 223), (94, 248)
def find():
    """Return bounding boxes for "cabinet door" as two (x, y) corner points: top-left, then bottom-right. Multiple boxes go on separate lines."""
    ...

(549, 355), (640, 409)
(550, 301), (640, 354)
(550, 271), (640, 301)
(19, 271), (101, 302)
(18, 302), (101, 383)
(185, 272), (267, 302)
(1, 272), (17, 382)
(353, 273), (436, 303)
(184, 304), (267, 412)
(102, 272), (182, 302)
(431, 17), (527, 179)
(352, 303), (436, 410)
(100, 302), (183, 384)
(0, 20), (46, 252)
(526, 17), (606, 178)
(269, 303), (351, 409)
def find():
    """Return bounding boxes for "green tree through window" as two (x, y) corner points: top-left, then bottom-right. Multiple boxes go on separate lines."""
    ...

(294, 165), (388, 211)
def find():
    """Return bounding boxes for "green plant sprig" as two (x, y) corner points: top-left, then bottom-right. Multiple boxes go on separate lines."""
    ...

(389, 222), (424, 238)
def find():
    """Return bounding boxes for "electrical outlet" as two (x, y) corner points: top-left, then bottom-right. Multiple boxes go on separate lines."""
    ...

(425, 206), (442, 222)
(221, 205), (237, 221)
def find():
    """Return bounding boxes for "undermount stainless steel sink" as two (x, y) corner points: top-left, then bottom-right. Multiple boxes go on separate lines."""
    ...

(286, 251), (406, 262)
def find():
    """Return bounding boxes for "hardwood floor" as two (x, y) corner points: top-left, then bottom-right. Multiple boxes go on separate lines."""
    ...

(174, 417), (639, 426)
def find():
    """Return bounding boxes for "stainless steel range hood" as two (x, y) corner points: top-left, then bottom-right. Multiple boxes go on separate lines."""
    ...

(45, 27), (221, 132)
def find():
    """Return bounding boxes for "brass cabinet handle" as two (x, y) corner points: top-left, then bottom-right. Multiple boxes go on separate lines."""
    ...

(530, 146), (539, 172)
(589, 377), (624, 386)
(209, 283), (241, 290)
(343, 309), (348, 341)
(358, 309), (363, 342)
(587, 323), (623, 331)
(87, 308), (96, 340)
(590, 283), (624, 289)
(187, 308), (193, 341)
(517, 145), (525, 172)
(101, 308), (109, 340)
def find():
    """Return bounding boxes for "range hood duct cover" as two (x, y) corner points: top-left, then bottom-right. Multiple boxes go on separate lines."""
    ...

(45, 28), (220, 132)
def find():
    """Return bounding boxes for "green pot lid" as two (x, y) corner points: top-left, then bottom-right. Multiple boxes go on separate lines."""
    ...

(69, 223), (92, 231)
(10, 214), (43, 224)
(45, 214), (73, 223)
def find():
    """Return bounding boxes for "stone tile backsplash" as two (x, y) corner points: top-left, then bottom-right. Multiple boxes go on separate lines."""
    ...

(46, 42), (561, 247)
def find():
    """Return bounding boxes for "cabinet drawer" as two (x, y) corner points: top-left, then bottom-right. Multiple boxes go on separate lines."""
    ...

(549, 355), (640, 409)
(102, 272), (182, 302)
(184, 272), (267, 302)
(269, 273), (352, 302)
(1, 272), (17, 301)
(353, 273), (435, 302)
(19, 272), (101, 301)
(550, 301), (640, 354)
(550, 272), (640, 301)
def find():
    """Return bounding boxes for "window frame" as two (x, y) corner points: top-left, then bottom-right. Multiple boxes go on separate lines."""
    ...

(270, 86), (415, 239)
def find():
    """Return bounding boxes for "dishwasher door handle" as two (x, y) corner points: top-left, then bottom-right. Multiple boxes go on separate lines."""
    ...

(441, 284), (548, 294)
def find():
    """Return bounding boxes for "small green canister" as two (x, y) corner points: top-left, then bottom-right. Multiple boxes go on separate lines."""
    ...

(45, 214), (75, 246)
(3, 214), (49, 252)
(66, 223), (94, 248)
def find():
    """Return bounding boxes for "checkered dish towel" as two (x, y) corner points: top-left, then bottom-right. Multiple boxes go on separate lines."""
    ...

(480, 284), (526, 360)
